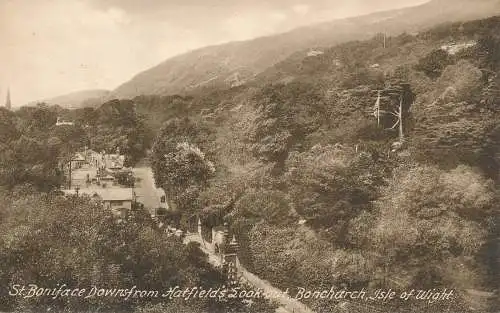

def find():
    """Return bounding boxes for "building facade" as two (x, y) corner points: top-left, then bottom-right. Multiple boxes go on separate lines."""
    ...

(62, 187), (135, 218)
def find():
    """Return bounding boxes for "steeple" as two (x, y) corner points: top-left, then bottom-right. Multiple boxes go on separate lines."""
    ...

(5, 88), (11, 110)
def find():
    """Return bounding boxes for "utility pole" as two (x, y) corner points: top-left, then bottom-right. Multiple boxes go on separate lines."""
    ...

(68, 159), (72, 189)
(67, 155), (77, 189)
(375, 90), (381, 127)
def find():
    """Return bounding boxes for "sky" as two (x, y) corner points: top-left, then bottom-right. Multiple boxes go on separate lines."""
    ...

(0, 0), (429, 106)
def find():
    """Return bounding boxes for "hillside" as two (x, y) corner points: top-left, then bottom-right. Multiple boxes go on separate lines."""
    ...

(3, 12), (500, 313)
(30, 89), (110, 109)
(112, 0), (500, 99)
(140, 15), (500, 312)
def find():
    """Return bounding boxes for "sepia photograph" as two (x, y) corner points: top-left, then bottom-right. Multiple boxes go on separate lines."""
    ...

(0, 0), (499, 312)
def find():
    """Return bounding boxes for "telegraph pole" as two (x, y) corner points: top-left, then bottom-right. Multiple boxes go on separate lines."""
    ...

(68, 159), (72, 189)
(67, 155), (77, 189)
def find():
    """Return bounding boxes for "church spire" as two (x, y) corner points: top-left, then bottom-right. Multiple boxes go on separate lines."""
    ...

(5, 88), (11, 110)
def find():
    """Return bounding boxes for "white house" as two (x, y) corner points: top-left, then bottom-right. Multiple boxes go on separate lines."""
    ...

(63, 187), (135, 218)
(56, 117), (74, 126)
(155, 188), (168, 210)
(71, 153), (86, 170)
(440, 40), (477, 55)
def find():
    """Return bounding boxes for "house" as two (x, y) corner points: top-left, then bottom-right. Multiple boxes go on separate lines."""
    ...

(103, 153), (125, 170)
(84, 149), (101, 168)
(71, 153), (86, 169)
(307, 50), (324, 57)
(83, 150), (126, 170)
(152, 187), (170, 217)
(440, 40), (477, 55)
(100, 174), (116, 183)
(56, 117), (74, 126)
(155, 188), (168, 210)
(62, 187), (135, 218)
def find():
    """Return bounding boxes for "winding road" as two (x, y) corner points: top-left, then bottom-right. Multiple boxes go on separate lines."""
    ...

(184, 232), (316, 313)
(135, 164), (316, 313)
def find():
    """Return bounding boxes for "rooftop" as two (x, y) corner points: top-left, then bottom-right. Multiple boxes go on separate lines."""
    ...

(62, 187), (134, 201)
(73, 153), (86, 161)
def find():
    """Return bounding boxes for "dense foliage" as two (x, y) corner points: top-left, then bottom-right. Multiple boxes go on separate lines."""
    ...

(4, 14), (500, 313)
(0, 105), (78, 190)
(150, 15), (500, 313)
(151, 117), (216, 215)
(80, 99), (153, 166)
(0, 187), (275, 313)
(0, 98), (153, 191)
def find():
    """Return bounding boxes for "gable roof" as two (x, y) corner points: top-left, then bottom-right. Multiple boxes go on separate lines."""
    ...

(73, 153), (86, 161)
(63, 188), (134, 201)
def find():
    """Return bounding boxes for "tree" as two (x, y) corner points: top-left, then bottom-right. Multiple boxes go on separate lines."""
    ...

(435, 60), (483, 103)
(285, 145), (382, 241)
(415, 49), (454, 79)
(82, 99), (153, 166)
(411, 60), (498, 176)
(248, 82), (328, 173)
(477, 32), (500, 72)
(50, 124), (89, 152)
(0, 108), (19, 143)
(153, 141), (215, 213)
(247, 223), (375, 312)
(0, 136), (63, 190)
(230, 190), (293, 226)
(0, 189), (275, 313)
(370, 165), (495, 292)
(114, 170), (135, 187)
(151, 117), (215, 213)
(17, 104), (58, 134)
(152, 117), (214, 160)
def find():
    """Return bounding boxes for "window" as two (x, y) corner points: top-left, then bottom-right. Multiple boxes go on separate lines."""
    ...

(112, 201), (124, 206)
(160, 196), (166, 203)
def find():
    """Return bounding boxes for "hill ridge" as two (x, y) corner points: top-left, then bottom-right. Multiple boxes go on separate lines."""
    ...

(110, 0), (500, 100)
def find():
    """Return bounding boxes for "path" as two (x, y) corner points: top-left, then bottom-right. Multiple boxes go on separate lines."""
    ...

(70, 164), (97, 188)
(184, 233), (316, 313)
(132, 167), (160, 215)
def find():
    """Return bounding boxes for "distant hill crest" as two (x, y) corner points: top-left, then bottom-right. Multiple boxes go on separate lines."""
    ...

(110, 0), (500, 100)
(28, 89), (110, 109)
